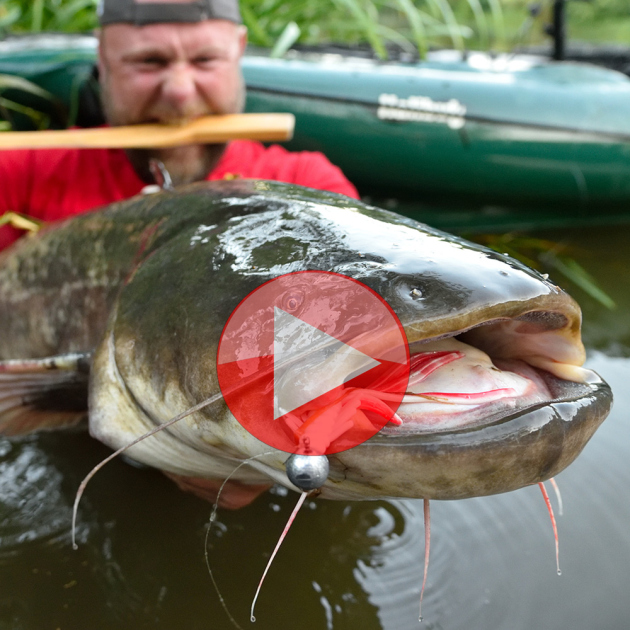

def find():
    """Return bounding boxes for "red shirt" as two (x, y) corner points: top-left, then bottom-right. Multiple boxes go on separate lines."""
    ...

(0, 140), (359, 250)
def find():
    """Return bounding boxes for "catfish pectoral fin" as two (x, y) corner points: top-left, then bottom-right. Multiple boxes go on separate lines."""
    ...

(0, 352), (91, 436)
(162, 471), (271, 509)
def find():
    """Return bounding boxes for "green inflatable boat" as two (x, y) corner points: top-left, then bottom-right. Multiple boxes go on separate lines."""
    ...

(2, 33), (630, 229)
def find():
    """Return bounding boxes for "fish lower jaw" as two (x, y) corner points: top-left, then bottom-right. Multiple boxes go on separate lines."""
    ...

(394, 395), (538, 433)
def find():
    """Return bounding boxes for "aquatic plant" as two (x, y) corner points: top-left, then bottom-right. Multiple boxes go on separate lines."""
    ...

(239, 0), (508, 59)
(0, 74), (55, 131)
(473, 232), (616, 310)
(2, 0), (630, 60)
(0, 0), (555, 59)
(0, 0), (99, 34)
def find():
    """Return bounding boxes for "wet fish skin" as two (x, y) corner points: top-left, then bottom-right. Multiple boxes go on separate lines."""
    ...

(0, 180), (612, 502)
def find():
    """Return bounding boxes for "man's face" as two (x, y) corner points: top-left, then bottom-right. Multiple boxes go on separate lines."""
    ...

(98, 19), (247, 185)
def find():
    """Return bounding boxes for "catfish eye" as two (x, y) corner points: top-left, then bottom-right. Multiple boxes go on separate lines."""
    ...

(282, 291), (304, 312)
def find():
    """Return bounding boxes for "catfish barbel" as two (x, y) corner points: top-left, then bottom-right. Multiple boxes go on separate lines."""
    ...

(0, 180), (612, 510)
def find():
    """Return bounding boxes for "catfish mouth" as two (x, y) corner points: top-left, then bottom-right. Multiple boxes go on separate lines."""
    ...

(378, 309), (600, 438)
(290, 307), (602, 447)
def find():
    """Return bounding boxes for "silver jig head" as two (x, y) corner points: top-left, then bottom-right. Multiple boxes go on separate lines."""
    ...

(285, 453), (330, 491)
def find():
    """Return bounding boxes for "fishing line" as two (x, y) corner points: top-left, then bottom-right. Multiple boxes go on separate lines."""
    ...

(71, 390), (225, 549)
(203, 452), (276, 630)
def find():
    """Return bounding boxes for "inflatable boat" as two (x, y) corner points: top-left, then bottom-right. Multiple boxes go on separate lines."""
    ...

(2, 33), (630, 229)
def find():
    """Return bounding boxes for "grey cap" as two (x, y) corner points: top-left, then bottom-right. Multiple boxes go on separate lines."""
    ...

(98, 0), (242, 26)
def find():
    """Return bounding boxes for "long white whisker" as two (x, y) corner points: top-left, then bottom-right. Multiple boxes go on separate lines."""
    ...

(250, 491), (308, 622)
(419, 498), (431, 622)
(549, 477), (564, 517)
(71, 391), (224, 549)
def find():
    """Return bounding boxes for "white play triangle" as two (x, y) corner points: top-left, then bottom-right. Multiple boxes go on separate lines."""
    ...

(273, 307), (380, 419)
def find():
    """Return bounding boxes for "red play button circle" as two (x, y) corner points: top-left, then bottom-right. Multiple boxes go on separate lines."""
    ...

(217, 271), (409, 455)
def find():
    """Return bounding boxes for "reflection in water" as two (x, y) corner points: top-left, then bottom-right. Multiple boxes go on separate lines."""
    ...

(2, 227), (630, 629)
(0, 436), (70, 552)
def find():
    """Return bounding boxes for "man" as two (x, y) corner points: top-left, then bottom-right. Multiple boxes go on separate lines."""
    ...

(0, 0), (358, 249)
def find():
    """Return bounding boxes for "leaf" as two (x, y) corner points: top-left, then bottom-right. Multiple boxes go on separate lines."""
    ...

(0, 74), (53, 101)
(394, 0), (429, 58)
(544, 252), (616, 311)
(0, 5), (21, 29)
(424, 0), (466, 50)
(331, 0), (388, 59)
(0, 95), (51, 130)
(486, 0), (506, 46)
(270, 21), (301, 58)
(241, 3), (274, 47)
(31, 0), (45, 32)
(464, 0), (489, 49)
(49, 0), (98, 31)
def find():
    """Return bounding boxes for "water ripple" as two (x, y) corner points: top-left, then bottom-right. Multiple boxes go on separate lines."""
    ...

(0, 436), (76, 557)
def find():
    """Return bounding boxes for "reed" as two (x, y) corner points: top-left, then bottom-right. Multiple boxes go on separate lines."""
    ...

(0, 0), (99, 33)
(0, 74), (55, 131)
(2, 1), (629, 60)
(0, 0), (541, 58)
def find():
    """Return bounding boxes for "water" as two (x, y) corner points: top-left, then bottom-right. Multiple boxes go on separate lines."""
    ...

(1, 225), (630, 630)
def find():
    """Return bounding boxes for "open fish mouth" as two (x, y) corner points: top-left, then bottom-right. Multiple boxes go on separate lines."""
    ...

(391, 317), (598, 435)
(302, 305), (599, 439)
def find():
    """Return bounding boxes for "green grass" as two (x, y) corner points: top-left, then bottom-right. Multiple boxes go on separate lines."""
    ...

(0, 0), (98, 33)
(2, 0), (630, 58)
(0, 73), (56, 130)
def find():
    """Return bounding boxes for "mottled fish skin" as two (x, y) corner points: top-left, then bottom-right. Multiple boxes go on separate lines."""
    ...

(0, 180), (612, 501)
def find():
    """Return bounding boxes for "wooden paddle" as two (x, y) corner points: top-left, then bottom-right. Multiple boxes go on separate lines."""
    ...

(0, 113), (295, 150)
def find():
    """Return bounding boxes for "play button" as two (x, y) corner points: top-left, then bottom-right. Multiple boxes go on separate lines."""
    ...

(217, 271), (410, 455)
(273, 307), (381, 419)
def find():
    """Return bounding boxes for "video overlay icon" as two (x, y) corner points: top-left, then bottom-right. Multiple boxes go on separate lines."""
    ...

(217, 271), (410, 456)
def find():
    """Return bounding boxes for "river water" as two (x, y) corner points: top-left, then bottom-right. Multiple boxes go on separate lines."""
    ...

(1, 224), (629, 630)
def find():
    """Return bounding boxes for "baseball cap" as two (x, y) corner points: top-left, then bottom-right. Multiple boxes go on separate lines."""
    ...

(97, 0), (242, 26)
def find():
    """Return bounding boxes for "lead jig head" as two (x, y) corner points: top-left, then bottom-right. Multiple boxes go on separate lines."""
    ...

(285, 453), (330, 491)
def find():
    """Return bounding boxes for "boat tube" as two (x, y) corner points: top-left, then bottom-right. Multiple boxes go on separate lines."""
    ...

(2, 33), (630, 218)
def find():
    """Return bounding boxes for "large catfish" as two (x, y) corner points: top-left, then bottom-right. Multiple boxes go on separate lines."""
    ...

(0, 180), (612, 509)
